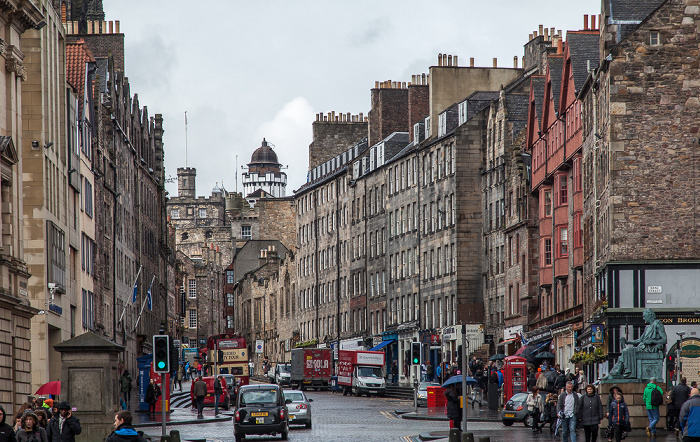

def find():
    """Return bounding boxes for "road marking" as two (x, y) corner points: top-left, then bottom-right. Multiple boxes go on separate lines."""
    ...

(380, 410), (400, 419)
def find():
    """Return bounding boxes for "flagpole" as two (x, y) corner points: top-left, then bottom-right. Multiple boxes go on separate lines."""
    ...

(133, 275), (155, 332)
(119, 265), (142, 325)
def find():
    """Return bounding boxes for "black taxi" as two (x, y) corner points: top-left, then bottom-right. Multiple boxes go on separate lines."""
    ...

(234, 383), (290, 441)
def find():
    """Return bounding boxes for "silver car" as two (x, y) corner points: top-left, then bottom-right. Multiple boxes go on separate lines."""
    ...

(416, 382), (440, 407)
(284, 389), (313, 428)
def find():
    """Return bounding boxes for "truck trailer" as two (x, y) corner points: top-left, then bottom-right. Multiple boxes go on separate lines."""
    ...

(337, 350), (386, 397)
(290, 348), (332, 390)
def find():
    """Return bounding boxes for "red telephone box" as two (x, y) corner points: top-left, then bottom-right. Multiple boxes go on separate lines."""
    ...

(503, 355), (528, 401)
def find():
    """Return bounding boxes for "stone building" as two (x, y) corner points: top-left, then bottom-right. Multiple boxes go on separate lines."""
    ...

(578, 0), (700, 384)
(0, 0), (44, 413)
(242, 139), (287, 198)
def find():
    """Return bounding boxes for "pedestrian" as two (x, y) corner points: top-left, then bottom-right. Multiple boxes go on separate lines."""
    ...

(391, 361), (398, 384)
(0, 405), (15, 442)
(557, 381), (581, 442)
(692, 381), (698, 389)
(527, 386), (544, 433)
(426, 362), (434, 382)
(193, 376), (207, 418)
(46, 401), (82, 442)
(214, 375), (223, 416)
(545, 393), (559, 433)
(105, 410), (146, 442)
(545, 368), (558, 393)
(671, 377), (691, 435)
(581, 384), (604, 442)
(436, 363), (442, 384)
(184, 362), (190, 381)
(41, 400), (52, 420)
(33, 410), (47, 430)
(420, 362), (427, 382)
(643, 377), (663, 437)
(565, 367), (578, 391)
(197, 362), (203, 377)
(176, 366), (183, 392)
(576, 368), (588, 394)
(444, 384), (462, 431)
(679, 387), (700, 441)
(16, 412), (47, 442)
(145, 380), (160, 415)
(536, 368), (548, 393)
(527, 368), (537, 391)
(608, 391), (629, 442)
(120, 370), (133, 411)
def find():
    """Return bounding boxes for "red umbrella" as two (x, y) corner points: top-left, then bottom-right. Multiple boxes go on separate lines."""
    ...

(35, 381), (60, 396)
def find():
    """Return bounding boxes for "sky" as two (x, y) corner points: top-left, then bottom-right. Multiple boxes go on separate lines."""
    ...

(104, 0), (600, 199)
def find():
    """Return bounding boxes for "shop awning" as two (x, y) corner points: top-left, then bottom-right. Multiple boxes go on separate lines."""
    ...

(369, 340), (394, 351)
(496, 338), (518, 347)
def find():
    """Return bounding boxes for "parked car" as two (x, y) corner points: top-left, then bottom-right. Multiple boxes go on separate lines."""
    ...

(501, 392), (532, 427)
(416, 382), (440, 407)
(284, 389), (313, 428)
(234, 384), (290, 441)
(190, 376), (231, 410)
(274, 363), (292, 386)
(221, 374), (238, 399)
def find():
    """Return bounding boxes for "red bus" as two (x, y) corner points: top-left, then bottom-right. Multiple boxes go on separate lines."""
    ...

(207, 334), (250, 388)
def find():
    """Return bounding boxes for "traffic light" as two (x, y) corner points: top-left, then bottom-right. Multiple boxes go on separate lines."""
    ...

(411, 342), (421, 365)
(218, 349), (224, 365)
(153, 335), (170, 373)
(457, 345), (463, 369)
(169, 338), (179, 372)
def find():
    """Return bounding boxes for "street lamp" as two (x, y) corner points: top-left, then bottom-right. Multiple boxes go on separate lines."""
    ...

(676, 331), (686, 385)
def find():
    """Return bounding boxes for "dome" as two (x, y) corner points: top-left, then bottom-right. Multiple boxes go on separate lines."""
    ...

(250, 138), (279, 165)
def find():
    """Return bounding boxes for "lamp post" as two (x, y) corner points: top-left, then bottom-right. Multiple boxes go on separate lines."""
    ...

(676, 331), (686, 385)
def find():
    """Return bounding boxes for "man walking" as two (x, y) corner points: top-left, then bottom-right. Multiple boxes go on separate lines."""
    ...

(214, 375), (223, 416)
(679, 387), (700, 442)
(193, 376), (207, 418)
(643, 377), (664, 437)
(671, 377), (692, 434)
(46, 402), (82, 442)
(106, 410), (146, 442)
(120, 370), (133, 410)
(557, 381), (581, 442)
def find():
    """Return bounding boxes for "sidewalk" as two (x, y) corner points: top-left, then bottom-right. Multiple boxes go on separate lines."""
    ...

(398, 404), (501, 422)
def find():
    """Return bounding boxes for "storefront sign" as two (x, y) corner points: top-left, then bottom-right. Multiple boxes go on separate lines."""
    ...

(525, 329), (552, 344)
(443, 326), (456, 341)
(680, 339), (700, 388)
(658, 316), (700, 325)
(430, 334), (441, 345)
(504, 325), (523, 341)
(373, 336), (383, 346)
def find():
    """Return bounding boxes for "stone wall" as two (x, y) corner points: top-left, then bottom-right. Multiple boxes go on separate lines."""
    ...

(258, 198), (296, 250)
(408, 83), (430, 143)
(309, 120), (367, 170)
(369, 85), (409, 146)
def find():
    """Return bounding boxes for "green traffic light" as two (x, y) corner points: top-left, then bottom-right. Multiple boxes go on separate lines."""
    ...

(157, 361), (165, 369)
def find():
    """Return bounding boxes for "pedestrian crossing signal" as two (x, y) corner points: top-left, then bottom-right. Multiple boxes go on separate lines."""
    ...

(153, 335), (170, 373)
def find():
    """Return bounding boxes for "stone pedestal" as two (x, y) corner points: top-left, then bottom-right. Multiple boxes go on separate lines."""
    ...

(601, 381), (666, 431)
(54, 332), (124, 441)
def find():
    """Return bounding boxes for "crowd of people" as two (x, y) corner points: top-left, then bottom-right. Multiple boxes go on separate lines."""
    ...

(0, 397), (82, 442)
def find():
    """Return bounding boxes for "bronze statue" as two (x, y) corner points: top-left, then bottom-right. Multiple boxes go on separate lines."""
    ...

(603, 308), (667, 381)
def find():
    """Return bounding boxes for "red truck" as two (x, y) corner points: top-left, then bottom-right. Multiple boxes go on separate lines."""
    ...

(290, 348), (332, 390)
(337, 350), (386, 397)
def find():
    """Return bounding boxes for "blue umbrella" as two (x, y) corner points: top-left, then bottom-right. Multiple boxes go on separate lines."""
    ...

(442, 375), (478, 388)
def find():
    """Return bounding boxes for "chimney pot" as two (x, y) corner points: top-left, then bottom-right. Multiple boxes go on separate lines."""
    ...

(493, 57), (497, 68)
(584, 14), (589, 30)
(359, 112), (364, 121)
(551, 27), (555, 39)
(422, 73), (426, 84)
(448, 54), (453, 66)
(375, 81), (379, 88)
(534, 30), (538, 38)
(109, 21), (113, 33)
(454, 55), (458, 66)
(115, 20), (120, 33)
(557, 39), (563, 54)
(592, 15), (597, 29)
(513, 56), (518, 68)
(544, 28), (549, 39)
(470, 57), (474, 67)
(438, 53), (443, 66)
(539, 24), (544, 35)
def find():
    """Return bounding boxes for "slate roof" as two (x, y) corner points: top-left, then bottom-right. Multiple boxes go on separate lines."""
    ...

(505, 94), (529, 138)
(463, 91), (499, 121)
(547, 56), (564, 111)
(246, 188), (273, 199)
(66, 40), (96, 119)
(566, 32), (600, 92)
(609, 0), (667, 41)
(530, 76), (547, 131)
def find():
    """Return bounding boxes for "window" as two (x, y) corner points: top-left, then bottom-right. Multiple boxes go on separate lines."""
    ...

(227, 315), (234, 329)
(227, 293), (234, 306)
(81, 233), (95, 276)
(574, 213), (583, 248)
(650, 31), (660, 46)
(189, 309), (197, 328)
(227, 270), (234, 284)
(188, 279), (197, 298)
(48, 221), (66, 287)
(559, 175), (568, 205)
(241, 225), (252, 239)
(171, 209), (179, 219)
(198, 208), (206, 218)
(84, 179), (93, 217)
(559, 227), (569, 257)
(543, 190), (552, 217)
(82, 289), (94, 330)
(544, 238), (552, 266)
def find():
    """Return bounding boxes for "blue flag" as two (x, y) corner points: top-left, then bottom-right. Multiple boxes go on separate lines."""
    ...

(132, 282), (138, 304)
(147, 287), (152, 311)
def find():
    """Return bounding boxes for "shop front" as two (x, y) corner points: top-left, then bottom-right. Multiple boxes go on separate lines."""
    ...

(499, 325), (523, 356)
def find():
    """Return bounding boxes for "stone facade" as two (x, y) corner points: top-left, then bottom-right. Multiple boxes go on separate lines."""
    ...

(308, 114), (367, 170)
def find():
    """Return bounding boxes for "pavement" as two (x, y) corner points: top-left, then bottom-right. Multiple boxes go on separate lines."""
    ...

(398, 404), (501, 422)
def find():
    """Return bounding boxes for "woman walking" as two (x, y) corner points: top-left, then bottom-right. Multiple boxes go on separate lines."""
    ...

(16, 412), (47, 442)
(526, 386), (544, 433)
(581, 384), (604, 442)
(444, 384), (462, 431)
(608, 391), (629, 442)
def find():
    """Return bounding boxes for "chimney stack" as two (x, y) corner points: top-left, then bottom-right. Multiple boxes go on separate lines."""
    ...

(584, 14), (589, 30)
(591, 15), (597, 29)
(454, 55), (458, 66)
(544, 27), (549, 40)
(493, 58), (497, 68)
(470, 57), (474, 67)
(513, 56), (518, 68)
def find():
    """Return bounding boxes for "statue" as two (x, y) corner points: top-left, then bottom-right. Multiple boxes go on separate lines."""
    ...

(603, 308), (667, 381)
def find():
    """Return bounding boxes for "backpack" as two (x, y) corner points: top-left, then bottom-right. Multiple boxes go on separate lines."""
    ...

(651, 387), (663, 406)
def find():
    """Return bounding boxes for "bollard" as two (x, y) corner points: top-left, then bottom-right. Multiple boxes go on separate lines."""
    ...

(159, 437), (171, 442)
(169, 430), (181, 442)
(462, 432), (474, 442)
(448, 428), (462, 442)
(477, 437), (490, 442)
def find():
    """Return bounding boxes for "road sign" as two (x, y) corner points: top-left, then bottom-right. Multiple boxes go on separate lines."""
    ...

(255, 340), (264, 354)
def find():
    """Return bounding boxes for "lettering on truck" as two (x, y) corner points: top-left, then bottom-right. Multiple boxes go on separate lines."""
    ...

(356, 353), (384, 365)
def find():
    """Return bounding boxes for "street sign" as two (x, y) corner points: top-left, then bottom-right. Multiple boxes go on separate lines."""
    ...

(255, 340), (264, 354)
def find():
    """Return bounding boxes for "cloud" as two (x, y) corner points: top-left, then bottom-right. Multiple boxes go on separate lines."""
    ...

(254, 97), (315, 193)
(125, 33), (177, 93)
(350, 17), (392, 45)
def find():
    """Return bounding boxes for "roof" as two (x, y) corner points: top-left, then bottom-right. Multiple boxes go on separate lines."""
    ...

(547, 56), (564, 111)
(66, 39), (96, 117)
(531, 76), (546, 120)
(504, 94), (529, 137)
(608, 0), (667, 42)
(566, 32), (600, 93)
(250, 139), (279, 165)
(246, 188), (273, 199)
(463, 91), (499, 121)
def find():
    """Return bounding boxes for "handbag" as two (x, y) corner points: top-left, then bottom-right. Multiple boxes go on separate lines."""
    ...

(604, 426), (614, 439)
(624, 420), (632, 432)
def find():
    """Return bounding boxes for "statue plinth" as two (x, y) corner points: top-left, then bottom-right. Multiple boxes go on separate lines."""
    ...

(600, 381), (666, 431)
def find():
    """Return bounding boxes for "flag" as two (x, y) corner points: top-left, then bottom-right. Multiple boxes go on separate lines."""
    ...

(132, 282), (138, 304)
(147, 286), (152, 311)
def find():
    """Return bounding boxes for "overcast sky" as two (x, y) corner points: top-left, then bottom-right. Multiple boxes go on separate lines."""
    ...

(104, 0), (600, 199)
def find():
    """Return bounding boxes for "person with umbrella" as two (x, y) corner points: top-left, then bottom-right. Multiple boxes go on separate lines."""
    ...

(444, 384), (462, 431)
(527, 386), (544, 433)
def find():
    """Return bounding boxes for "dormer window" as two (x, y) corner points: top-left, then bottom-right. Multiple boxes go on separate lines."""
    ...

(650, 31), (660, 46)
